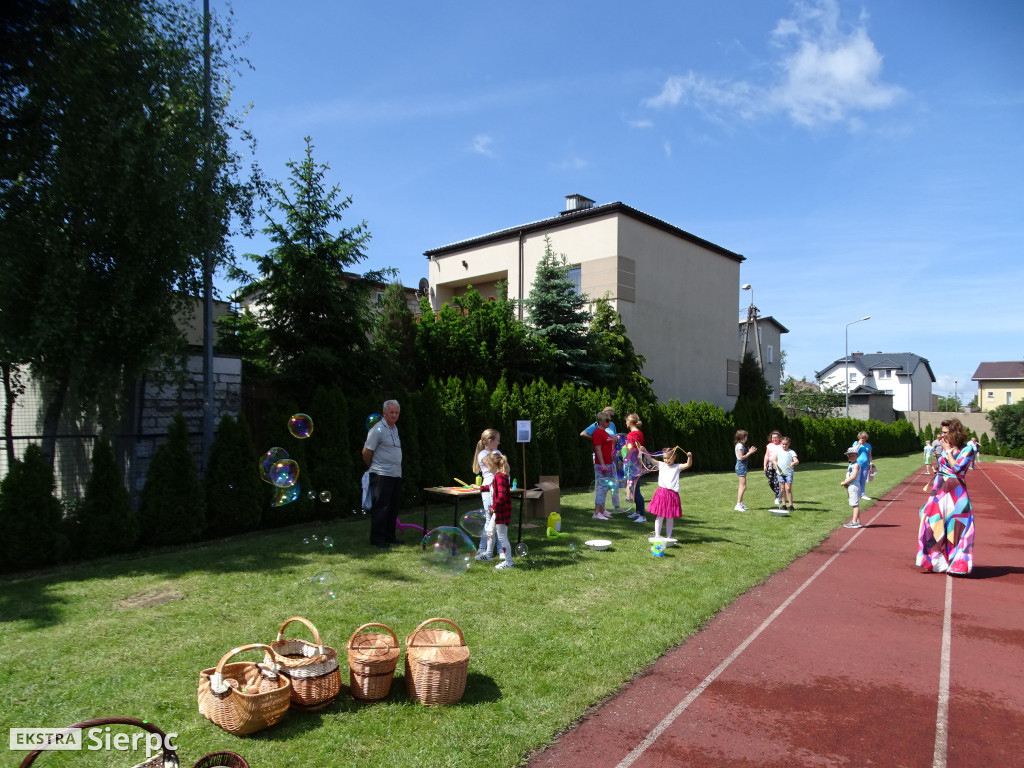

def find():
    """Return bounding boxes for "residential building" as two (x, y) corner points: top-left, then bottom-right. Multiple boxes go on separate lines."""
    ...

(423, 194), (746, 408)
(816, 352), (935, 413)
(738, 315), (789, 401)
(971, 361), (1024, 411)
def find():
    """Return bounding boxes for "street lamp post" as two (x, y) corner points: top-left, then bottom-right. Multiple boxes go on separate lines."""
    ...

(954, 380), (958, 412)
(740, 284), (762, 370)
(844, 315), (871, 418)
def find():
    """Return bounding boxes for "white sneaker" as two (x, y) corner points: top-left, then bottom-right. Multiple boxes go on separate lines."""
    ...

(740, 504), (749, 511)
(775, 497), (781, 507)
(733, 503), (745, 512)
(861, 495), (872, 501)
(632, 515), (646, 523)
(474, 553), (494, 562)
(495, 561), (513, 570)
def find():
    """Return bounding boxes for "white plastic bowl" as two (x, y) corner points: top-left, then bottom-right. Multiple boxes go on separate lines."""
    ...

(585, 539), (612, 551)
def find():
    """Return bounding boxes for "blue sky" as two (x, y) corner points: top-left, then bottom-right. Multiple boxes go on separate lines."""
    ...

(223, 0), (1023, 404)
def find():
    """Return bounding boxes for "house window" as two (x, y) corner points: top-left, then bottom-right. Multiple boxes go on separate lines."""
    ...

(878, 369), (891, 379)
(568, 266), (581, 295)
(1008, 392), (1014, 405)
(987, 391), (993, 399)
(849, 372), (858, 383)
(767, 345), (774, 364)
(375, 292), (385, 304)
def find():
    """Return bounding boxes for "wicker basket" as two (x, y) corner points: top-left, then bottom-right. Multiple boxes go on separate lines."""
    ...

(17, 717), (249, 768)
(198, 643), (291, 735)
(270, 616), (341, 711)
(347, 622), (400, 702)
(404, 617), (470, 706)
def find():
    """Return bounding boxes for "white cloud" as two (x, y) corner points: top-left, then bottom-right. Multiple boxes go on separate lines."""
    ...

(627, 118), (654, 128)
(664, 140), (672, 158)
(644, 0), (903, 129)
(471, 134), (495, 157)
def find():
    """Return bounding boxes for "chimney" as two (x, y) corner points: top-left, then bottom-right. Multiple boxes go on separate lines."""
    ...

(852, 351), (864, 358)
(562, 194), (595, 214)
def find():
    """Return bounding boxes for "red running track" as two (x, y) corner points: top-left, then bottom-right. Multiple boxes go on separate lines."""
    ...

(527, 460), (1024, 768)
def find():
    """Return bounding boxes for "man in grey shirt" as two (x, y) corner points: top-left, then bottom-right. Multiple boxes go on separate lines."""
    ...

(362, 400), (402, 548)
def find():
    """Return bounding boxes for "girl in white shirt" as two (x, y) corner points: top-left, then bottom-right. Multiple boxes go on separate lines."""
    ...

(647, 446), (693, 540)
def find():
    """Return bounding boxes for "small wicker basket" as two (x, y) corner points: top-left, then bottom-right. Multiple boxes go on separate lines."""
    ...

(270, 616), (341, 711)
(17, 717), (249, 768)
(347, 622), (401, 702)
(404, 617), (470, 706)
(198, 643), (291, 735)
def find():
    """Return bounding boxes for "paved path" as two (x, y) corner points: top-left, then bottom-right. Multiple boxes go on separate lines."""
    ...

(527, 461), (1024, 768)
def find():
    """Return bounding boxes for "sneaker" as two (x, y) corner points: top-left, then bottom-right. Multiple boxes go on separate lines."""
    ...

(632, 515), (646, 523)
(740, 503), (749, 511)
(474, 553), (494, 562)
(775, 497), (781, 507)
(592, 513), (609, 520)
(495, 561), (513, 570)
(788, 505), (795, 512)
(627, 512), (641, 520)
(861, 495), (872, 501)
(843, 521), (862, 529)
(733, 503), (745, 512)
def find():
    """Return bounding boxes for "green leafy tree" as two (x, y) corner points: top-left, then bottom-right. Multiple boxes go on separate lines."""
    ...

(589, 296), (655, 401)
(0, 0), (255, 461)
(76, 436), (136, 556)
(525, 238), (605, 386)
(779, 376), (845, 418)
(988, 401), (1024, 450)
(139, 413), (206, 546)
(231, 138), (387, 400)
(935, 394), (962, 412)
(0, 444), (66, 572)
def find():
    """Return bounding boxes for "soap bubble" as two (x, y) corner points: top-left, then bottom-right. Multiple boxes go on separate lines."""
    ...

(306, 490), (316, 500)
(302, 537), (310, 545)
(366, 413), (382, 431)
(272, 483), (300, 507)
(269, 459), (300, 488)
(419, 527), (475, 578)
(319, 490), (332, 503)
(459, 509), (486, 537)
(259, 447), (289, 484)
(568, 542), (577, 559)
(322, 536), (334, 548)
(311, 570), (340, 599)
(288, 413), (314, 439)
(514, 542), (528, 558)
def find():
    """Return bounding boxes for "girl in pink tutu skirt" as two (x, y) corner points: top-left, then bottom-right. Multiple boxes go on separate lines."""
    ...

(648, 446), (693, 540)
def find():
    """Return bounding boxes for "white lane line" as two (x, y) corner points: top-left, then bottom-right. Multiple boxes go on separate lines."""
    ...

(932, 576), (953, 768)
(613, 475), (913, 768)
(977, 465), (1024, 520)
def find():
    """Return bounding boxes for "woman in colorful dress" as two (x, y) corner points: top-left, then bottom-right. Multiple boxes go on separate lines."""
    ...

(917, 418), (976, 575)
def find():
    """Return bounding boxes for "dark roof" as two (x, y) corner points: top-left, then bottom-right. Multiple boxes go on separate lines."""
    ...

(972, 361), (1024, 381)
(816, 352), (936, 382)
(423, 201), (744, 263)
(737, 315), (790, 334)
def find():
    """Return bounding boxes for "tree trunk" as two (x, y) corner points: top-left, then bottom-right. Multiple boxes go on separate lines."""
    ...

(2, 363), (18, 465)
(41, 376), (70, 467)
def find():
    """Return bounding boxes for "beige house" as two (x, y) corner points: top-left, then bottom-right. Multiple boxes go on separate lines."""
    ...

(738, 315), (789, 401)
(424, 194), (746, 408)
(972, 361), (1024, 411)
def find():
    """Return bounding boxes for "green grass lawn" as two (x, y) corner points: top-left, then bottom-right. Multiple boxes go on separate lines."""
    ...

(0, 454), (922, 768)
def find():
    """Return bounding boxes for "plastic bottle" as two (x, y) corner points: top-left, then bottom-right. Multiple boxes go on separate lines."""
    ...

(512, 479), (518, 490)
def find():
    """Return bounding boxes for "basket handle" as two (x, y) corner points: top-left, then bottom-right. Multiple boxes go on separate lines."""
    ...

(211, 643), (278, 694)
(407, 617), (465, 648)
(18, 717), (177, 768)
(275, 615), (325, 654)
(347, 622), (398, 650)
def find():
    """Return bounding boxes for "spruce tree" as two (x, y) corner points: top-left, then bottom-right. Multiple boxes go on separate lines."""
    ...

(0, 444), (66, 571)
(77, 436), (136, 556)
(205, 414), (262, 537)
(139, 413), (206, 546)
(525, 238), (605, 386)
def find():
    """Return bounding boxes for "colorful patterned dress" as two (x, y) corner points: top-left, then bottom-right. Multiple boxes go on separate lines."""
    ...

(917, 444), (976, 575)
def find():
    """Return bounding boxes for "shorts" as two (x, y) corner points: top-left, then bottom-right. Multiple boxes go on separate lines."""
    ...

(847, 484), (862, 507)
(735, 460), (748, 477)
(779, 470), (794, 484)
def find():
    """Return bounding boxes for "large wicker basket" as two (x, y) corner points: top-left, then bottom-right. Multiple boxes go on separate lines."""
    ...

(17, 716), (249, 768)
(404, 617), (470, 706)
(347, 622), (400, 702)
(198, 643), (291, 735)
(270, 616), (341, 711)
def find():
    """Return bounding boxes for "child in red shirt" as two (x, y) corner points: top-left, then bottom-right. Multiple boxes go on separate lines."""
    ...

(481, 452), (514, 570)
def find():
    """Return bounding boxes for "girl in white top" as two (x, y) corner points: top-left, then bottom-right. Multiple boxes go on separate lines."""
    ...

(763, 430), (784, 508)
(646, 446), (693, 541)
(472, 429), (502, 560)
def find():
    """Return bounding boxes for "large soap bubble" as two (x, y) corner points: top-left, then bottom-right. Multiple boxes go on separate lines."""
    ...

(272, 483), (301, 507)
(459, 509), (487, 538)
(259, 447), (290, 484)
(311, 570), (340, 599)
(269, 458), (300, 488)
(288, 413), (314, 439)
(366, 413), (383, 431)
(419, 527), (475, 578)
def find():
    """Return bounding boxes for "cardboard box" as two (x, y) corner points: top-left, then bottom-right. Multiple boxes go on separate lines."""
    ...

(525, 476), (560, 520)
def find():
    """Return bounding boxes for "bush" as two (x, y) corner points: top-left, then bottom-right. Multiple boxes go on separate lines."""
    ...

(138, 413), (206, 546)
(204, 414), (263, 537)
(76, 436), (136, 556)
(0, 444), (67, 571)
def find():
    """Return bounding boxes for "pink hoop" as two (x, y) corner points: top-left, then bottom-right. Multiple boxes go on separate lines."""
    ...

(396, 517), (425, 534)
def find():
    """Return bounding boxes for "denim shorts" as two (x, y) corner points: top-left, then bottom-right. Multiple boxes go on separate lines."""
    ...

(735, 460), (748, 477)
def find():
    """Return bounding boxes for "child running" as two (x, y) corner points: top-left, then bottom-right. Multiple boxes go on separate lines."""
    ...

(479, 452), (514, 570)
(733, 430), (757, 511)
(772, 436), (799, 514)
(473, 429), (501, 562)
(647, 445), (693, 540)
(841, 446), (862, 529)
